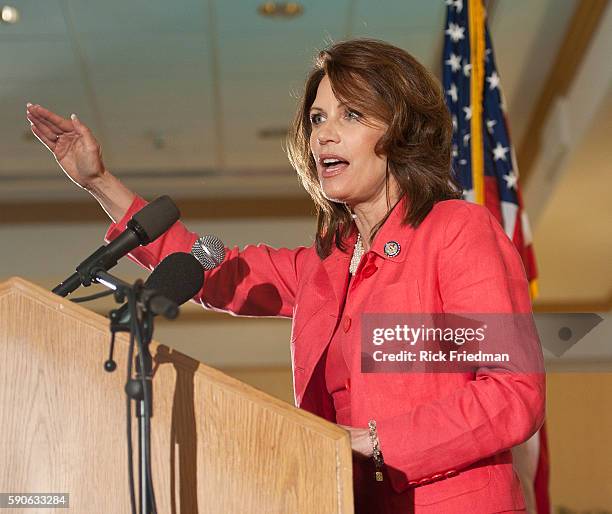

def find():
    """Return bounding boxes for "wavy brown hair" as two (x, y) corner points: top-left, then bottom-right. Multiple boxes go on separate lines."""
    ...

(286, 38), (462, 259)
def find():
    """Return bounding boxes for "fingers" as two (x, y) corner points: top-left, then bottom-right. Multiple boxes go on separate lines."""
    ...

(30, 124), (57, 153)
(26, 103), (99, 155)
(27, 110), (62, 135)
(27, 112), (61, 143)
(70, 113), (93, 139)
(27, 103), (73, 132)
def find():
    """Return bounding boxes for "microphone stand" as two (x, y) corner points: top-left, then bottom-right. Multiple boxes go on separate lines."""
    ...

(126, 296), (156, 514)
(93, 269), (173, 514)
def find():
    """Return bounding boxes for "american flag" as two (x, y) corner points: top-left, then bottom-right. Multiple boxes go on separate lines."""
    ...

(442, 0), (538, 296)
(442, 1), (548, 513)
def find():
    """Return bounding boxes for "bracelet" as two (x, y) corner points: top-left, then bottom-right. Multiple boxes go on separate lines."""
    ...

(368, 419), (384, 482)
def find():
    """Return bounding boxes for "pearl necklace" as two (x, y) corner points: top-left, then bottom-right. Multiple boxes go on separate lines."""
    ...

(349, 233), (364, 275)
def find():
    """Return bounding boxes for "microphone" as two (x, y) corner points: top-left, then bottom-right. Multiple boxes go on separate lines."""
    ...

(114, 252), (205, 323)
(52, 196), (180, 297)
(114, 235), (225, 325)
(191, 234), (225, 269)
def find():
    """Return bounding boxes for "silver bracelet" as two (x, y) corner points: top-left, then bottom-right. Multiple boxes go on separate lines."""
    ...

(368, 419), (384, 482)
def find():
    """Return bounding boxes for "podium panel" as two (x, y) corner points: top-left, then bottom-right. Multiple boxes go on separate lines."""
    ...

(0, 277), (354, 513)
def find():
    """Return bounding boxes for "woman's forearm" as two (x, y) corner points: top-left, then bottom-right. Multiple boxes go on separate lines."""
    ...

(86, 171), (136, 223)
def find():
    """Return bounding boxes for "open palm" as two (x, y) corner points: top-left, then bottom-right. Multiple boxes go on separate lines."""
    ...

(26, 104), (105, 189)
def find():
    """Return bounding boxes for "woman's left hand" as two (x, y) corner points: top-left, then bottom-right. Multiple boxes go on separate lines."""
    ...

(338, 424), (373, 458)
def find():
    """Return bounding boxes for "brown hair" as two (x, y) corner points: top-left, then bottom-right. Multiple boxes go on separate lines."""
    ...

(286, 38), (462, 259)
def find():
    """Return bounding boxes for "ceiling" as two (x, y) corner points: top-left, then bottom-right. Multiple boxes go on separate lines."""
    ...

(0, 0), (578, 200)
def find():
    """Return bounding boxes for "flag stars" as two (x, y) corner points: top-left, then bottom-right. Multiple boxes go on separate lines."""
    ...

(463, 106), (472, 120)
(452, 144), (459, 158)
(446, 0), (463, 12)
(445, 53), (462, 73)
(447, 83), (458, 103)
(486, 119), (497, 134)
(486, 71), (500, 90)
(493, 142), (510, 161)
(452, 114), (458, 132)
(446, 23), (465, 42)
(463, 133), (471, 147)
(463, 62), (472, 77)
(503, 170), (518, 190)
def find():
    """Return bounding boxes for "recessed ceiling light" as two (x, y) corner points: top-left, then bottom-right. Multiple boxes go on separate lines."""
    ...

(1, 5), (20, 24)
(258, 2), (303, 19)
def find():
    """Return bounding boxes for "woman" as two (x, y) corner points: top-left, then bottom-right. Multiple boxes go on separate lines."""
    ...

(27, 39), (544, 513)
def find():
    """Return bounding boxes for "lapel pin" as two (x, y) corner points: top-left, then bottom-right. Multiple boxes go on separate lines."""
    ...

(384, 241), (401, 258)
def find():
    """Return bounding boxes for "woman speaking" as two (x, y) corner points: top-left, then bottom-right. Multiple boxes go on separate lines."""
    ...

(26, 39), (544, 513)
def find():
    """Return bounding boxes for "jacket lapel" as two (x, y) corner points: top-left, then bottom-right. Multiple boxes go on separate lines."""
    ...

(293, 235), (354, 404)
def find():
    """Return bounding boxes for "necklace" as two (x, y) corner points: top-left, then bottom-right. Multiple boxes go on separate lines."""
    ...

(349, 233), (364, 275)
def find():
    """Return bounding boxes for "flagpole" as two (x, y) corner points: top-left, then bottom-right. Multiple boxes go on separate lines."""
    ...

(468, 0), (486, 205)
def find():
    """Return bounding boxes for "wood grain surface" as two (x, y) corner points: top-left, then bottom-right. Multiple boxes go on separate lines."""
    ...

(0, 277), (354, 513)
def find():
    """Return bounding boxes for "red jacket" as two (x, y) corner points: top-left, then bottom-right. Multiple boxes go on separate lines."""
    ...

(106, 195), (545, 513)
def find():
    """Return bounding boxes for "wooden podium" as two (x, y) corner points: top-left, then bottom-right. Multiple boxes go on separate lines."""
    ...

(0, 277), (354, 513)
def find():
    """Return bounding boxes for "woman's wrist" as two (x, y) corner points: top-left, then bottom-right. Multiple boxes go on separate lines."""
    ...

(86, 171), (136, 223)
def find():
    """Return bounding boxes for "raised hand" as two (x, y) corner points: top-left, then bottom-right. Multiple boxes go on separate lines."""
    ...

(26, 103), (106, 190)
(26, 103), (135, 221)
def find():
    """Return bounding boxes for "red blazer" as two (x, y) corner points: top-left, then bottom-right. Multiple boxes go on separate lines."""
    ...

(107, 195), (545, 513)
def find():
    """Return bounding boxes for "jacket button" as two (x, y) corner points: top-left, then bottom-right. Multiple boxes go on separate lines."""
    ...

(418, 477), (432, 485)
(342, 315), (351, 332)
(408, 480), (418, 487)
(363, 264), (378, 278)
(431, 473), (443, 482)
(444, 469), (459, 478)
